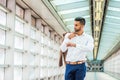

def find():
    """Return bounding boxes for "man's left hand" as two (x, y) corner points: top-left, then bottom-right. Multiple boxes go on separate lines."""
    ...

(66, 42), (76, 47)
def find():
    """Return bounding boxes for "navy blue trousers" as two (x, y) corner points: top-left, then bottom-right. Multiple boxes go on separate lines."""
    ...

(65, 63), (86, 80)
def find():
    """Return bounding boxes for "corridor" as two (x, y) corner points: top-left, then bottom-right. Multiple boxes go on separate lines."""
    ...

(0, 0), (120, 80)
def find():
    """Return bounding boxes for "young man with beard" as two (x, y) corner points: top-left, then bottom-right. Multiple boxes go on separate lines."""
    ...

(60, 17), (94, 80)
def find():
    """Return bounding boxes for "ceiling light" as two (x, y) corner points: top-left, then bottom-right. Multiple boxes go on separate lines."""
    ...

(58, 7), (89, 14)
(95, 12), (101, 20)
(95, 26), (100, 31)
(108, 7), (120, 12)
(95, 42), (98, 46)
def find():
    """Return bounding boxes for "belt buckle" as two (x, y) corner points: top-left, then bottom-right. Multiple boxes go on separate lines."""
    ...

(76, 61), (80, 64)
(77, 61), (82, 64)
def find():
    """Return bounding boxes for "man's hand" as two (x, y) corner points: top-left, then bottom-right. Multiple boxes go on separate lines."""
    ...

(68, 33), (76, 39)
(66, 42), (76, 47)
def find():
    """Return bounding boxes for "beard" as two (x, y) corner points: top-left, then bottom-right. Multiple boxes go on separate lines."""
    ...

(74, 28), (81, 32)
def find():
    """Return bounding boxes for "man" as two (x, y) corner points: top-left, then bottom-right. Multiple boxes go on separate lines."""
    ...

(60, 17), (94, 80)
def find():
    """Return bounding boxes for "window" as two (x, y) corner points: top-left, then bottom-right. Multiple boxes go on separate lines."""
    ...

(30, 29), (36, 39)
(0, 10), (6, 26)
(54, 35), (57, 42)
(0, 29), (5, 45)
(15, 36), (24, 50)
(0, 68), (4, 80)
(29, 54), (35, 66)
(41, 24), (45, 33)
(30, 41), (36, 53)
(0, 8), (6, 80)
(14, 68), (22, 80)
(16, 5), (24, 19)
(31, 16), (36, 27)
(0, 0), (6, 6)
(0, 48), (5, 65)
(14, 52), (22, 65)
(29, 68), (35, 80)
(15, 20), (24, 34)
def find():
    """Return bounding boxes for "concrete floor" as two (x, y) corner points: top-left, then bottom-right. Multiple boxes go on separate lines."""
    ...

(85, 72), (118, 80)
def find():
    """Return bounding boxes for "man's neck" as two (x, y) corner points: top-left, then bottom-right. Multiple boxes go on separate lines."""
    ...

(75, 30), (84, 36)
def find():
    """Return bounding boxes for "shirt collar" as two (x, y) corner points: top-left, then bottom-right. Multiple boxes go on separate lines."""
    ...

(76, 32), (85, 36)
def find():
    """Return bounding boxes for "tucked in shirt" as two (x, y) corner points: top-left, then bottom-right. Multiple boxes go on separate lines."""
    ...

(60, 32), (94, 62)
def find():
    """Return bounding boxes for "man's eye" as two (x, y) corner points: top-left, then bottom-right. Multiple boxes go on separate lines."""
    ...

(75, 24), (77, 26)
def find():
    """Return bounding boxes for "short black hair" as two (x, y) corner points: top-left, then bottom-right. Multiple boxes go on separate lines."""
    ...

(74, 17), (86, 25)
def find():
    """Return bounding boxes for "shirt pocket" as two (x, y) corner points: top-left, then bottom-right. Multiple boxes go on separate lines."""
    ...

(77, 38), (88, 46)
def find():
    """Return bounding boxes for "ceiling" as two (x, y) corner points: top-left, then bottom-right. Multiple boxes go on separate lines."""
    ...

(41, 0), (120, 60)
(50, 0), (92, 34)
(97, 0), (120, 60)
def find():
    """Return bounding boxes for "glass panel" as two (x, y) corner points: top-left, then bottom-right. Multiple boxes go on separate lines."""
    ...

(15, 36), (23, 49)
(30, 41), (36, 53)
(0, 29), (5, 45)
(30, 29), (36, 39)
(28, 68), (35, 80)
(0, 0), (6, 6)
(41, 36), (44, 44)
(58, 7), (89, 14)
(14, 52), (22, 65)
(31, 16), (36, 27)
(106, 15), (120, 20)
(0, 48), (4, 65)
(14, 68), (22, 80)
(108, 7), (120, 12)
(41, 46), (44, 56)
(16, 5), (24, 19)
(52, 0), (85, 5)
(0, 10), (6, 26)
(29, 54), (35, 65)
(15, 20), (24, 34)
(0, 68), (4, 80)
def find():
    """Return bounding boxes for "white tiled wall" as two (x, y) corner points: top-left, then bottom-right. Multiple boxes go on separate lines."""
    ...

(0, 0), (64, 80)
(104, 49), (120, 79)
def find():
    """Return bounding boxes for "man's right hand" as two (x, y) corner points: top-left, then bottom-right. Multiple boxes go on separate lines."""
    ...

(68, 33), (76, 39)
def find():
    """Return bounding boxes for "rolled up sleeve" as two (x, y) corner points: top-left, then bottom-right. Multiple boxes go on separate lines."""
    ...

(60, 33), (70, 52)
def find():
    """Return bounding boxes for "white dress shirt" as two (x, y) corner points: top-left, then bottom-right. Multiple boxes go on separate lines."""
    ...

(60, 32), (94, 62)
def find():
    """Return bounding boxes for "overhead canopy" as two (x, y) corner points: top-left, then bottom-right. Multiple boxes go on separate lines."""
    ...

(97, 0), (120, 60)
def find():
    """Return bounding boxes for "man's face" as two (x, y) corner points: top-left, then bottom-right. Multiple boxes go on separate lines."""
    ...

(74, 21), (83, 32)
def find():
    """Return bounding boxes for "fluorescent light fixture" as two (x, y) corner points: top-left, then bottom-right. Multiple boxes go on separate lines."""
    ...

(64, 18), (74, 22)
(94, 47), (98, 58)
(108, 7), (120, 12)
(95, 12), (101, 20)
(105, 22), (120, 25)
(95, 42), (98, 46)
(52, 0), (86, 5)
(106, 15), (120, 20)
(111, 0), (120, 1)
(64, 15), (90, 21)
(95, 26), (100, 31)
(95, 37), (99, 40)
(58, 7), (89, 14)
